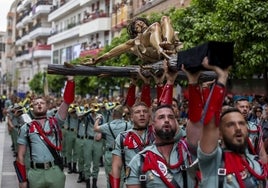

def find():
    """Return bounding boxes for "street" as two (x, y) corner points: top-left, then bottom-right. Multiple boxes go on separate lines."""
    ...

(0, 121), (107, 188)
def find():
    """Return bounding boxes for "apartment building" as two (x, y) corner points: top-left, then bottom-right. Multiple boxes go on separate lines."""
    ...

(0, 32), (6, 95)
(4, 0), (188, 96)
(14, 0), (52, 96)
(48, 0), (112, 64)
(4, 1), (17, 96)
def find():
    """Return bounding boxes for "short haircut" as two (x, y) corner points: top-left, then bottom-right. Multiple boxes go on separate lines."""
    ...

(152, 104), (174, 119)
(220, 107), (242, 120)
(234, 97), (249, 104)
(131, 101), (148, 113)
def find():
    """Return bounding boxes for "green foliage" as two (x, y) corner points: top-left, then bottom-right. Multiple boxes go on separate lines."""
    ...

(47, 74), (65, 95)
(28, 72), (44, 94)
(169, 0), (268, 78)
(48, 0), (268, 96)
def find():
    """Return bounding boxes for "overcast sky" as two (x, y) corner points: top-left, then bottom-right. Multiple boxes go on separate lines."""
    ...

(0, 1), (14, 32)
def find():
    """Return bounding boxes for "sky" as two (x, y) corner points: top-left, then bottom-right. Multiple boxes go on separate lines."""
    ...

(0, 1), (14, 32)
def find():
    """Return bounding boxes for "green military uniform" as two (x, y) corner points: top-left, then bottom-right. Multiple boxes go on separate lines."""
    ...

(65, 113), (79, 173)
(99, 119), (132, 187)
(126, 140), (196, 187)
(17, 113), (66, 188)
(112, 127), (155, 187)
(76, 115), (87, 182)
(198, 145), (266, 187)
(9, 110), (20, 156)
(84, 112), (104, 187)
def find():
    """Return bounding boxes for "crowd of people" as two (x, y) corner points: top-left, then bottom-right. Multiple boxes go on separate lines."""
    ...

(4, 58), (268, 188)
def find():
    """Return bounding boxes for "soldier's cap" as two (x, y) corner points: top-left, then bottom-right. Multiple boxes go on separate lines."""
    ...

(90, 103), (100, 112)
(113, 104), (123, 115)
(177, 41), (234, 73)
(105, 102), (117, 111)
(76, 106), (90, 117)
(68, 104), (77, 113)
(13, 103), (23, 109)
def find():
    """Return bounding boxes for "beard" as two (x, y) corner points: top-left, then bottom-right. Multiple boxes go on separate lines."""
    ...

(222, 136), (248, 154)
(34, 111), (47, 117)
(155, 129), (176, 140)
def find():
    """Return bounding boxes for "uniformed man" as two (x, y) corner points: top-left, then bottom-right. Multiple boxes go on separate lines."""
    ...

(14, 76), (75, 188)
(110, 102), (154, 188)
(198, 60), (267, 187)
(235, 97), (268, 163)
(76, 106), (90, 183)
(94, 104), (132, 187)
(124, 60), (203, 187)
(65, 104), (79, 173)
(126, 105), (197, 187)
(7, 104), (23, 157)
(84, 104), (104, 188)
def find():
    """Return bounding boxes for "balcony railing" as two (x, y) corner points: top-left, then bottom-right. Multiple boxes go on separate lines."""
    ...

(80, 48), (103, 57)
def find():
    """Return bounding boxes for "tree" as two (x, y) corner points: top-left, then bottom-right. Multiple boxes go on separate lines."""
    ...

(169, 0), (268, 80)
(28, 72), (44, 95)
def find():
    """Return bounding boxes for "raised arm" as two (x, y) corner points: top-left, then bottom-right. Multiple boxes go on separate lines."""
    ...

(199, 59), (231, 154)
(181, 61), (203, 149)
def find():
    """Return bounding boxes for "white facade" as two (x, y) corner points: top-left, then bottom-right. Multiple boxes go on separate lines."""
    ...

(48, 0), (112, 65)
(15, 0), (52, 95)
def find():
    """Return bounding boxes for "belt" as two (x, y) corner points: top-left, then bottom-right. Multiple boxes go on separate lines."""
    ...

(86, 136), (94, 140)
(31, 161), (54, 170)
(67, 128), (75, 131)
(77, 135), (85, 139)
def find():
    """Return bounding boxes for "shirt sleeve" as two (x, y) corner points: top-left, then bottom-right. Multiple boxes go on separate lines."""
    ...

(125, 154), (142, 185)
(17, 123), (28, 145)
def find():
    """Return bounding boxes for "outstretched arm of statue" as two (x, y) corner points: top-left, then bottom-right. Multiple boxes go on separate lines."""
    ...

(84, 39), (136, 65)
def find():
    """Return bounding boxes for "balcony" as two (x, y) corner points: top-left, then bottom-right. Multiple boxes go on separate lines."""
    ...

(15, 50), (31, 63)
(80, 17), (111, 37)
(15, 37), (23, 46)
(32, 2), (52, 19)
(17, 3), (23, 12)
(29, 25), (51, 40)
(31, 44), (51, 59)
(80, 48), (103, 57)
(16, 21), (23, 29)
(22, 11), (32, 25)
(48, 0), (80, 22)
(48, 25), (80, 44)
(22, 0), (31, 7)
(80, 0), (91, 6)
(20, 34), (31, 45)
